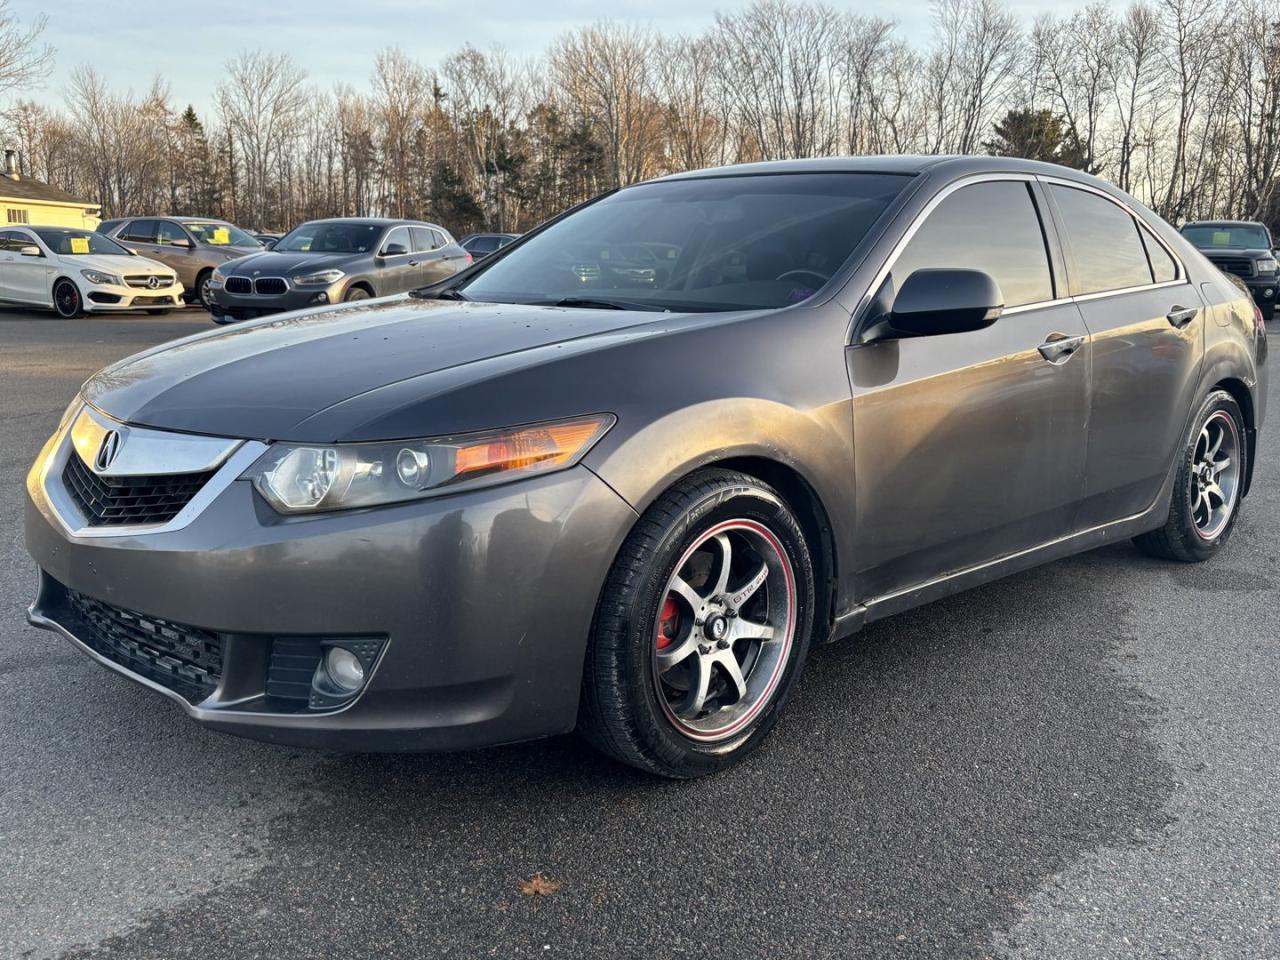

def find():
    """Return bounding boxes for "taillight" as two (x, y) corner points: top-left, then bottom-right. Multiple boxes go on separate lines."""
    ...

(1255, 303), (1266, 336)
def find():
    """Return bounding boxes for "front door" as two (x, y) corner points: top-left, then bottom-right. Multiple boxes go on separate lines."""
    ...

(1043, 183), (1206, 528)
(377, 226), (416, 294)
(848, 178), (1091, 601)
(0, 229), (52, 303)
(154, 220), (200, 287)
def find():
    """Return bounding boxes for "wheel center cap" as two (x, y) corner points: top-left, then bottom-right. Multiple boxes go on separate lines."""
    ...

(705, 615), (728, 642)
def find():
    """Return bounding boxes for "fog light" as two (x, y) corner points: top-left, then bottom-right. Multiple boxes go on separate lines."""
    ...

(312, 292), (329, 304)
(1265, 289), (1274, 298)
(325, 646), (365, 693)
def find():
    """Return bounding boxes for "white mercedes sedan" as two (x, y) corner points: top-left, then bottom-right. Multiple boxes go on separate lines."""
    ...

(0, 225), (184, 318)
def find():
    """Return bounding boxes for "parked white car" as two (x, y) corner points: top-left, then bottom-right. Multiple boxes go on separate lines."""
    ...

(0, 225), (184, 318)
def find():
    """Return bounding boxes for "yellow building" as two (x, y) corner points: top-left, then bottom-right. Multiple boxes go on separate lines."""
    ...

(0, 152), (100, 229)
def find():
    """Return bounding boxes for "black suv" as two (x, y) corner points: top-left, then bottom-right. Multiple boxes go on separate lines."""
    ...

(1181, 220), (1278, 320)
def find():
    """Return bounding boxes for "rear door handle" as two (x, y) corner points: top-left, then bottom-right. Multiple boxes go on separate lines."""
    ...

(1167, 305), (1198, 328)
(1038, 333), (1085, 364)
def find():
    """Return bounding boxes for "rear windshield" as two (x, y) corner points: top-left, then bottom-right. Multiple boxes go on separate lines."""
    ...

(182, 221), (261, 248)
(458, 173), (910, 312)
(275, 222), (384, 254)
(35, 228), (130, 257)
(1181, 224), (1271, 250)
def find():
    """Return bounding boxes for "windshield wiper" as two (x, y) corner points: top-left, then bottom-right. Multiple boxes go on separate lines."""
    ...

(545, 296), (667, 312)
(411, 286), (469, 301)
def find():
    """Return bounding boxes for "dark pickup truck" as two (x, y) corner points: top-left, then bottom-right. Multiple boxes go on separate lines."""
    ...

(1181, 220), (1278, 320)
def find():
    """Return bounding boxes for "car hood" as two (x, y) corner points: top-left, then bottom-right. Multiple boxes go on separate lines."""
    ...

(220, 250), (354, 275)
(82, 297), (680, 441)
(1193, 246), (1272, 258)
(73, 254), (171, 275)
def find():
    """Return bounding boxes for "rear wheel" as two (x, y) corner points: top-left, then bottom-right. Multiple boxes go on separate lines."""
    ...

(579, 469), (816, 778)
(52, 279), (81, 318)
(1134, 390), (1246, 562)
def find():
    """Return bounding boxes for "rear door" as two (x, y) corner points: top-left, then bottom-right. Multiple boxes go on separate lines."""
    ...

(410, 226), (445, 286)
(117, 219), (159, 259)
(1043, 182), (1204, 528)
(848, 177), (1091, 600)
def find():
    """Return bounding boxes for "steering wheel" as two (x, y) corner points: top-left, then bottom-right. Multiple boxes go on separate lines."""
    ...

(775, 269), (830, 285)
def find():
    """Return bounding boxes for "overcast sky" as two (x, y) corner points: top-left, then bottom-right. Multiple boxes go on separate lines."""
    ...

(18, 0), (1100, 114)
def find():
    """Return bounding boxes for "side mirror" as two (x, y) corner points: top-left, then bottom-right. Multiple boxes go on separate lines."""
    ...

(264, 239), (276, 250)
(19, 245), (41, 257)
(381, 242), (409, 257)
(885, 268), (1003, 338)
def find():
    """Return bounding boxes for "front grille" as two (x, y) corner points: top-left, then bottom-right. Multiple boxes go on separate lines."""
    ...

(1211, 257), (1254, 278)
(224, 276), (251, 294)
(254, 277), (287, 296)
(66, 589), (223, 703)
(124, 275), (172, 288)
(62, 452), (215, 527)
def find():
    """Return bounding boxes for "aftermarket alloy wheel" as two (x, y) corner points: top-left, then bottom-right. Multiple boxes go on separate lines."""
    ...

(579, 469), (816, 778)
(53, 279), (81, 318)
(1135, 389), (1247, 562)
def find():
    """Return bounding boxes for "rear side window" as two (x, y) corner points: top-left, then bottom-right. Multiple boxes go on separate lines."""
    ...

(431, 228), (450, 248)
(1049, 186), (1153, 294)
(410, 226), (435, 252)
(893, 181), (1054, 308)
(1140, 228), (1178, 283)
(120, 219), (156, 242)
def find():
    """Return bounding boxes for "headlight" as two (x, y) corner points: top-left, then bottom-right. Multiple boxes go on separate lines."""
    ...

(294, 269), (344, 285)
(211, 267), (227, 283)
(1257, 258), (1277, 276)
(80, 269), (122, 286)
(242, 414), (616, 514)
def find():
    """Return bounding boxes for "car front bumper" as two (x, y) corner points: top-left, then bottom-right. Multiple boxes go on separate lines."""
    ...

(209, 279), (346, 321)
(24, 418), (637, 751)
(83, 282), (185, 312)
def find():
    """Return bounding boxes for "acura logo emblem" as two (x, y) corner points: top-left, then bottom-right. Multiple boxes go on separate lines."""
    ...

(147, 275), (160, 289)
(95, 430), (121, 471)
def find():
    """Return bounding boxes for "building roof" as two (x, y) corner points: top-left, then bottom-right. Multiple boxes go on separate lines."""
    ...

(0, 174), (98, 207)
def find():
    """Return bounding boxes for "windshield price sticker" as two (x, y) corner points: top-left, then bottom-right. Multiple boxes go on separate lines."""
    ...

(213, 227), (231, 245)
(70, 237), (90, 254)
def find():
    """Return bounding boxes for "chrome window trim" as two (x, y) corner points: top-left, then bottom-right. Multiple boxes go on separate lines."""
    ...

(850, 171), (1193, 339)
(40, 404), (268, 540)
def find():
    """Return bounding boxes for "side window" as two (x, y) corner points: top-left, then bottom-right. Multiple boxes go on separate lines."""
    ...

(155, 221), (189, 246)
(469, 236), (498, 254)
(893, 181), (1054, 308)
(410, 226), (435, 253)
(0, 229), (19, 251)
(381, 226), (411, 255)
(1048, 186), (1153, 294)
(121, 219), (156, 242)
(1139, 227), (1178, 283)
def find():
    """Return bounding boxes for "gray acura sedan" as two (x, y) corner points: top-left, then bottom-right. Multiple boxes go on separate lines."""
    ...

(25, 157), (1267, 777)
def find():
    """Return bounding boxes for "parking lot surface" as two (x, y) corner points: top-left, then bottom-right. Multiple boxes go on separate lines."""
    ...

(1, 307), (1277, 959)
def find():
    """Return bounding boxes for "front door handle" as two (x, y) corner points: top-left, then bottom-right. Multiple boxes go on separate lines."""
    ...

(1038, 333), (1085, 364)
(1167, 305), (1198, 328)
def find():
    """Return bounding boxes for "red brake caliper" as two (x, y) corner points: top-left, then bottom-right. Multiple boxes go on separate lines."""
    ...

(656, 596), (680, 650)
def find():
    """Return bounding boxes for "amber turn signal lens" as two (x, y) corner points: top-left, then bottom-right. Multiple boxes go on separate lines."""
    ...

(454, 416), (611, 478)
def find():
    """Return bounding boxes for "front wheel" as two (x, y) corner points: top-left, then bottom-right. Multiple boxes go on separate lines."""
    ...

(579, 469), (816, 778)
(1134, 389), (1247, 562)
(343, 286), (371, 302)
(195, 270), (214, 310)
(52, 279), (81, 318)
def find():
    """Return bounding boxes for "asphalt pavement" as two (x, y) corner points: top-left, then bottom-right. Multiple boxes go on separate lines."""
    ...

(0, 307), (1276, 959)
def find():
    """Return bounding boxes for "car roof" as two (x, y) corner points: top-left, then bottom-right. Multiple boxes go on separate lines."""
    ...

(298, 217), (429, 227)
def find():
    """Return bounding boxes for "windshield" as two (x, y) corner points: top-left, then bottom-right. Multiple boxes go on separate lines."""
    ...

(274, 222), (384, 254)
(35, 229), (130, 257)
(458, 173), (910, 312)
(1182, 224), (1271, 250)
(183, 221), (261, 248)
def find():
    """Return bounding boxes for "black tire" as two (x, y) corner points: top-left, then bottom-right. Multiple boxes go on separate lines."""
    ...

(1134, 389), (1247, 562)
(194, 270), (214, 310)
(52, 279), (81, 318)
(343, 285), (371, 302)
(579, 469), (816, 778)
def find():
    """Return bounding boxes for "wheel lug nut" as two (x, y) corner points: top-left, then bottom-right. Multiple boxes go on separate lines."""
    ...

(716, 638), (731, 650)
(698, 643), (712, 655)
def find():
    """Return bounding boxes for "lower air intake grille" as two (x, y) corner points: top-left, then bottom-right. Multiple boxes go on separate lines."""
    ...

(62, 452), (214, 527)
(66, 589), (223, 703)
